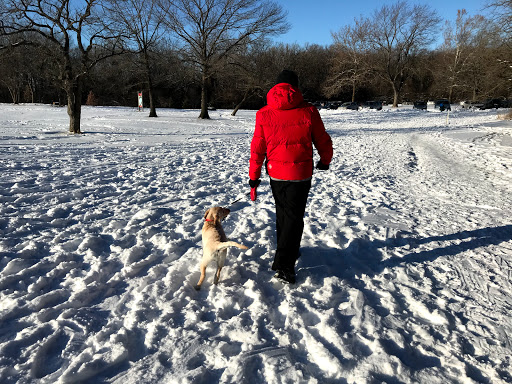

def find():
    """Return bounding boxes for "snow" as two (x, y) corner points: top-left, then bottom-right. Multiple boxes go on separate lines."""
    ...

(1, 103), (512, 383)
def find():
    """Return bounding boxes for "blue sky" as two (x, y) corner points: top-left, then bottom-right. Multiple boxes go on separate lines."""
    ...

(273, 0), (489, 47)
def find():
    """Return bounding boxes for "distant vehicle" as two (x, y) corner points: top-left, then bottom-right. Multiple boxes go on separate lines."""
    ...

(479, 98), (510, 109)
(502, 99), (512, 108)
(500, 99), (512, 108)
(434, 99), (451, 111)
(312, 101), (323, 110)
(326, 102), (341, 110)
(461, 100), (484, 110)
(340, 102), (359, 110)
(413, 101), (427, 110)
(363, 101), (383, 110)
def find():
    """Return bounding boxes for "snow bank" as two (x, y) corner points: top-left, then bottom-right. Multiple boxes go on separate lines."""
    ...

(1, 104), (511, 383)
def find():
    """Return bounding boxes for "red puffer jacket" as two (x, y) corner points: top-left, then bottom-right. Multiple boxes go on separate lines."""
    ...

(249, 83), (333, 181)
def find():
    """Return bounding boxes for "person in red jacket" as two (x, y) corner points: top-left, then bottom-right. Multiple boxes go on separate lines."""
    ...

(249, 70), (333, 284)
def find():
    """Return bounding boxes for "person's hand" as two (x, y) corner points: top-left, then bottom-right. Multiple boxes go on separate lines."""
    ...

(316, 160), (329, 170)
(249, 179), (261, 201)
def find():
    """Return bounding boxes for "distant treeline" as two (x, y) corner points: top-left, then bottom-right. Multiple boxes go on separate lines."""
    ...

(1, 2), (510, 113)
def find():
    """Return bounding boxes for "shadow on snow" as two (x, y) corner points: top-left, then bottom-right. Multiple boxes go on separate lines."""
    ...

(298, 224), (512, 281)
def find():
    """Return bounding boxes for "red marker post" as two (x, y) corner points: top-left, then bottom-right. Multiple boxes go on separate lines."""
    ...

(138, 92), (143, 112)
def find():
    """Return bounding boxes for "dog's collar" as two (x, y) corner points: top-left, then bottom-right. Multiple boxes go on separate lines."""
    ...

(205, 218), (214, 222)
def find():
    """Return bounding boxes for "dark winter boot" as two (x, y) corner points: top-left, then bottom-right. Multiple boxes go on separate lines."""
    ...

(274, 269), (296, 284)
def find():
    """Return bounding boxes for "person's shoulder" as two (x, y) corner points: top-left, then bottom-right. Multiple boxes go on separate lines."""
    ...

(256, 105), (273, 119)
(297, 101), (320, 117)
(297, 101), (316, 111)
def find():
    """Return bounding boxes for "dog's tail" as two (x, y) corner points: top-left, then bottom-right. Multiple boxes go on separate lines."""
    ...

(216, 241), (248, 251)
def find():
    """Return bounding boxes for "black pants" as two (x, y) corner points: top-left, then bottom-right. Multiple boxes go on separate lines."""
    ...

(270, 179), (311, 272)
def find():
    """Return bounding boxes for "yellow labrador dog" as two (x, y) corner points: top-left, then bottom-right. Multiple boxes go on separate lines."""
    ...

(195, 207), (248, 290)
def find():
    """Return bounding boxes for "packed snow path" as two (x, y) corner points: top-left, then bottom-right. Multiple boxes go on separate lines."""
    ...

(0, 104), (511, 383)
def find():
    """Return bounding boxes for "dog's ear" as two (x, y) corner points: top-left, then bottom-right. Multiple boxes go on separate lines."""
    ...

(204, 209), (210, 220)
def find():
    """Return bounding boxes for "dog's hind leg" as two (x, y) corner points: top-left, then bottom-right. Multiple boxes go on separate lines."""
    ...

(214, 249), (227, 285)
(214, 266), (222, 285)
(195, 263), (207, 290)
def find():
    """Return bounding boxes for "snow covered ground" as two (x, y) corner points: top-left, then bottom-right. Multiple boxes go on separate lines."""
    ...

(0, 103), (511, 383)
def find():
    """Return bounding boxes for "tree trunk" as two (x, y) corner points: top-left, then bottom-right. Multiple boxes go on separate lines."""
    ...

(66, 80), (83, 134)
(392, 86), (399, 108)
(199, 74), (210, 119)
(144, 51), (157, 118)
(28, 77), (36, 103)
(8, 86), (20, 104)
(231, 101), (243, 116)
(148, 76), (157, 118)
(232, 88), (251, 116)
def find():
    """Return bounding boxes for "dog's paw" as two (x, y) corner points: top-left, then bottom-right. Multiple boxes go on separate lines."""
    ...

(194, 284), (201, 291)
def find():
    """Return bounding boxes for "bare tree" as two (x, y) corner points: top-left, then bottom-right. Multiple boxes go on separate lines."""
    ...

(105, 0), (164, 117)
(158, 0), (289, 119)
(326, 20), (371, 101)
(0, 32), (55, 104)
(364, 1), (441, 107)
(0, 42), (25, 103)
(294, 44), (333, 101)
(464, 21), (508, 100)
(0, 0), (125, 133)
(442, 10), (486, 102)
(486, 0), (512, 36)
(229, 42), (331, 116)
(485, 1), (512, 107)
(227, 43), (269, 116)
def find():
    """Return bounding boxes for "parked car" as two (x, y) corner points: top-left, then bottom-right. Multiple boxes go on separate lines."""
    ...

(413, 101), (427, 110)
(502, 99), (512, 108)
(461, 100), (484, 110)
(326, 102), (341, 110)
(479, 98), (510, 109)
(312, 101), (323, 110)
(363, 101), (383, 110)
(340, 102), (359, 110)
(434, 99), (451, 111)
(500, 99), (512, 108)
